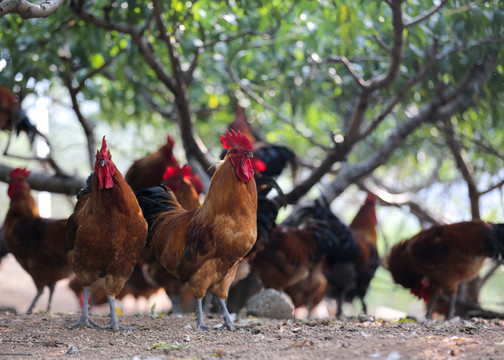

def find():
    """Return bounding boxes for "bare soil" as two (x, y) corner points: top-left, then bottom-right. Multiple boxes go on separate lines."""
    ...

(1, 312), (504, 359)
(2, 256), (504, 359)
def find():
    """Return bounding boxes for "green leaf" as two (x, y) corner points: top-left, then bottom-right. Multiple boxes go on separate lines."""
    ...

(89, 54), (105, 69)
(147, 343), (188, 351)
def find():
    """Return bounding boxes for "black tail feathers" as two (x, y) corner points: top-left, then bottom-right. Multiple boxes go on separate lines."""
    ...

(308, 217), (360, 265)
(135, 185), (177, 231)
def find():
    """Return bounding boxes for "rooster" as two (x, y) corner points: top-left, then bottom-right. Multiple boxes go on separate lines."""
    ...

(124, 135), (178, 191)
(3, 168), (73, 314)
(251, 199), (358, 315)
(386, 220), (504, 319)
(222, 179), (283, 313)
(162, 164), (201, 210)
(225, 105), (296, 178)
(136, 130), (257, 330)
(0, 86), (37, 145)
(263, 193), (378, 318)
(67, 136), (147, 330)
(142, 164), (203, 313)
(68, 164), (204, 313)
(337, 192), (379, 316)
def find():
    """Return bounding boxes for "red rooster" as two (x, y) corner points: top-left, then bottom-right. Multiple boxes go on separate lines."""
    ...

(3, 168), (73, 314)
(136, 130), (257, 330)
(386, 220), (504, 319)
(0, 86), (37, 144)
(125, 135), (178, 191)
(226, 105), (296, 178)
(67, 136), (147, 330)
(251, 198), (358, 315)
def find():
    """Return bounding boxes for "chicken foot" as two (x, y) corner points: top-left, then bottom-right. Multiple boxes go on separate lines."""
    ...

(68, 287), (102, 329)
(100, 294), (133, 331)
(26, 289), (43, 314)
(217, 298), (250, 331)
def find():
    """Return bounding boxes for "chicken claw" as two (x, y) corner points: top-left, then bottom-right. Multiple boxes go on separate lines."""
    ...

(217, 298), (251, 331)
(68, 288), (102, 329)
(68, 316), (103, 329)
(101, 295), (134, 331)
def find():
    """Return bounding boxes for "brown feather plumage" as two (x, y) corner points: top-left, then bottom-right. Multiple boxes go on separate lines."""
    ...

(125, 136), (177, 191)
(138, 137), (257, 329)
(3, 171), (72, 314)
(67, 143), (148, 329)
(385, 219), (503, 318)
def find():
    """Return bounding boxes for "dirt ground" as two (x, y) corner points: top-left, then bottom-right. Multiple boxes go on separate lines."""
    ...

(2, 256), (504, 360)
(2, 312), (504, 359)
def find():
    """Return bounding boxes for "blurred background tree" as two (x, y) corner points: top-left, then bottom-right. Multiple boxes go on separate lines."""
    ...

(1, 0), (503, 317)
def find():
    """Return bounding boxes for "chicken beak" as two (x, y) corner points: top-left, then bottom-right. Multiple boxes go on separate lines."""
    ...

(246, 152), (254, 158)
(100, 159), (106, 166)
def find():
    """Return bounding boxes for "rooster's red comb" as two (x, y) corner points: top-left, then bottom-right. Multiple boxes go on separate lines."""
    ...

(365, 192), (377, 203)
(166, 136), (175, 149)
(9, 167), (31, 179)
(163, 164), (192, 181)
(220, 129), (253, 152)
(97, 136), (111, 158)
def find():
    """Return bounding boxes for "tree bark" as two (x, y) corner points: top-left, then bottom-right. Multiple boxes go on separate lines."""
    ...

(0, 164), (85, 195)
(0, 0), (65, 18)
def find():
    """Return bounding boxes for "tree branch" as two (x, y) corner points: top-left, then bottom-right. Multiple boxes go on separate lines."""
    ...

(358, 180), (445, 226)
(479, 179), (504, 197)
(320, 57), (498, 203)
(358, 37), (439, 141)
(225, 58), (329, 151)
(439, 118), (480, 219)
(404, 0), (449, 28)
(0, 164), (85, 195)
(326, 56), (367, 87)
(365, 0), (404, 91)
(152, 0), (213, 173)
(340, 0), (404, 146)
(72, 0), (179, 95)
(0, 0), (65, 19)
(61, 70), (96, 171)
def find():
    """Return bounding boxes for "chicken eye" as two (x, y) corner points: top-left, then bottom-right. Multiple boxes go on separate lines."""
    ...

(232, 149), (238, 154)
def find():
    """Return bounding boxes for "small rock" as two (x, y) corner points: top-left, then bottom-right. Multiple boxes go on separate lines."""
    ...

(386, 350), (402, 360)
(246, 289), (293, 319)
(66, 345), (79, 355)
(358, 313), (375, 323)
(360, 331), (372, 339)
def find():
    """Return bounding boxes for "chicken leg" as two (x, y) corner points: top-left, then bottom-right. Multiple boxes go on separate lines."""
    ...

(26, 283), (56, 314)
(217, 298), (250, 331)
(101, 294), (133, 330)
(196, 298), (210, 330)
(26, 289), (43, 314)
(68, 287), (102, 329)
(46, 283), (56, 313)
(447, 294), (457, 320)
(424, 293), (438, 319)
